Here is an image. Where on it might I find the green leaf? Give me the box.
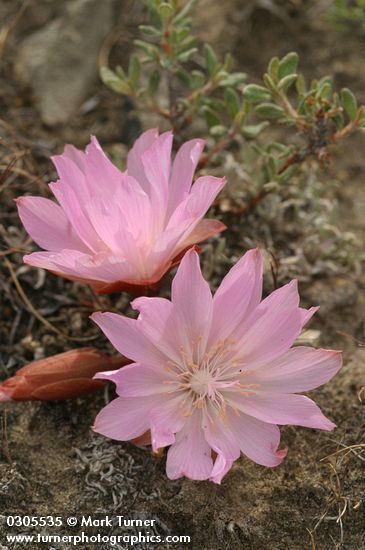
[145,1,163,30]
[115,65,126,79]
[340,88,358,120]
[209,124,227,137]
[128,55,141,86]
[223,52,234,72]
[158,2,173,20]
[178,36,197,51]
[99,67,131,95]
[233,110,245,127]
[202,106,221,128]
[241,121,269,139]
[332,111,345,128]
[160,56,173,69]
[203,44,218,75]
[177,47,198,62]
[176,68,193,87]
[134,39,159,59]
[243,84,272,103]
[147,69,160,96]
[295,74,306,95]
[277,73,297,92]
[268,56,279,82]
[203,97,225,112]
[266,142,291,153]
[255,103,285,119]
[176,27,190,43]
[172,0,198,25]
[316,81,332,100]
[267,154,278,178]
[191,70,206,88]
[263,73,276,92]
[278,52,299,79]
[139,25,162,37]
[218,72,246,87]
[225,88,240,119]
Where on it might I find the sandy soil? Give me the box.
[0,1,364,549]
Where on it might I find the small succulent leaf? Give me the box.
[242,121,270,139]
[147,69,161,96]
[255,103,285,119]
[244,84,272,103]
[340,88,358,120]
[225,88,241,119]
[203,44,218,75]
[278,52,299,79]
[278,74,298,93]
[100,67,131,95]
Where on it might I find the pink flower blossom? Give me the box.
[17,130,226,294]
[91,249,342,483]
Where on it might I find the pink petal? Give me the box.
[150,217,226,275]
[23,251,63,273]
[209,249,263,346]
[83,195,137,260]
[300,306,319,326]
[149,395,186,451]
[142,131,173,195]
[84,136,122,197]
[177,219,227,251]
[252,347,342,393]
[209,454,234,484]
[16,196,89,253]
[203,406,241,461]
[167,138,205,217]
[93,395,160,441]
[113,174,153,241]
[171,249,213,356]
[226,391,336,430]
[24,249,135,284]
[91,312,168,367]
[151,217,198,262]
[49,177,101,253]
[189,175,226,213]
[126,128,159,194]
[93,369,119,381]
[63,144,86,171]
[100,362,172,397]
[166,412,213,481]
[227,410,287,467]
[233,280,303,367]
[52,146,119,251]
[166,175,225,229]
[83,199,122,253]
[131,297,182,364]
[141,132,173,223]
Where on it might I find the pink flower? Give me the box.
[91,249,342,483]
[17,130,226,294]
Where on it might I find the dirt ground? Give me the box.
[0,1,364,549]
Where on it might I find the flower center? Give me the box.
[164,339,259,417]
[189,369,214,397]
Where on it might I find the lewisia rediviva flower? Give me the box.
[17,129,226,293]
[91,249,342,483]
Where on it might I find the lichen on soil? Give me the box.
[0,1,364,549]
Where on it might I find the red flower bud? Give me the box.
[0,348,129,402]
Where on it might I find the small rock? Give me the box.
[14,0,117,126]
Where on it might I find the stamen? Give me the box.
[166,338,257,421]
